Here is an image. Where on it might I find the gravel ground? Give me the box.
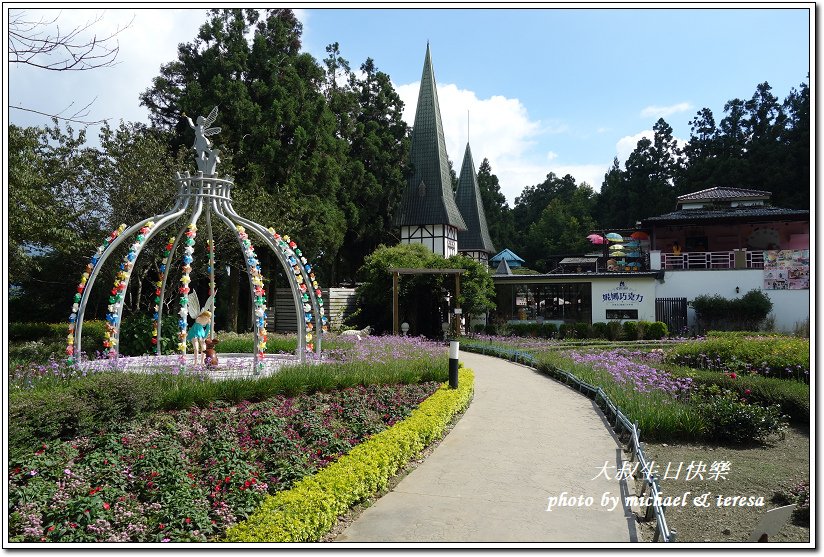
[642,426,810,544]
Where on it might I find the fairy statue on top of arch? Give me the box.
[183,106,222,175]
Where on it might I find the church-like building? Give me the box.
[394,44,494,263]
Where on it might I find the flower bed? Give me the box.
[664,335,809,382]
[8,382,441,542]
[223,368,474,542]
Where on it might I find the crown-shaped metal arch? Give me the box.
[67,108,326,372]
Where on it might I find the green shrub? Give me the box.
[644,321,669,340]
[574,322,590,339]
[591,322,609,339]
[606,321,623,340]
[622,321,638,340]
[691,289,773,331]
[693,385,787,444]
[223,369,475,542]
[118,314,180,356]
[671,368,809,423]
[540,322,558,339]
[484,324,497,335]
[558,323,571,339]
[8,322,57,342]
[8,388,95,452]
[473,324,486,334]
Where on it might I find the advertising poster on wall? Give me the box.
[763,250,809,290]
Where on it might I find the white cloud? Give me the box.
[616,130,654,163]
[546,151,558,161]
[640,102,692,119]
[396,80,556,204]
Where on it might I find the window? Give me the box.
[606,309,638,320]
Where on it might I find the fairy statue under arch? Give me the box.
[186,290,216,365]
[183,106,222,175]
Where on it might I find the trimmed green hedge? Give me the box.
[223,369,475,542]
[9,320,107,349]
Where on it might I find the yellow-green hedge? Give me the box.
[223,368,475,542]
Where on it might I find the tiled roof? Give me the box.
[393,44,467,230]
[643,206,809,224]
[456,143,495,253]
[677,186,772,202]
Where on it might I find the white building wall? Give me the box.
[655,270,809,332]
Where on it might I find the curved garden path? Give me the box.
[335,351,638,543]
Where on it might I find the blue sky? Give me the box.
[7,6,812,204]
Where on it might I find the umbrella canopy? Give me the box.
[606,232,624,242]
[630,231,650,240]
[611,251,626,257]
[624,240,640,248]
[586,234,606,244]
[609,244,625,251]
[626,251,641,258]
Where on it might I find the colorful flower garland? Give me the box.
[268,228,327,352]
[67,224,127,364]
[177,224,197,353]
[152,235,177,350]
[237,226,267,371]
[103,221,156,358]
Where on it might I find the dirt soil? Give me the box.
[641,425,810,543]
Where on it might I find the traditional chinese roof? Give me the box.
[393,44,467,230]
[642,206,809,225]
[677,187,771,203]
[490,248,525,267]
[456,143,495,254]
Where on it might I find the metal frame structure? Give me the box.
[66,109,326,370]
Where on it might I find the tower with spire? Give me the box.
[455,142,495,264]
[393,43,466,258]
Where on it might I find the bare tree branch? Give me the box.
[9,9,134,71]
[11,104,111,126]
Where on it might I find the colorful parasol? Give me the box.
[611,251,626,257]
[630,231,650,240]
[606,232,624,242]
[586,234,606,244]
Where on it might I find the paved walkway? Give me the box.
[335,351,638,543]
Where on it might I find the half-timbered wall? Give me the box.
[401,224,459,258]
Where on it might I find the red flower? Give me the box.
[185,517,191,524]
[48,526,55,532]
[744,389,751,395]
[729,372,737,379]
[159,523,165,530]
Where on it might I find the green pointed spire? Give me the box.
[394,44,467,230]
[456,143,495,254]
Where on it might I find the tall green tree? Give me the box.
[327,54,411,284]
[139,9,348,285]
[778,78,810,208]
[476,158,514,250]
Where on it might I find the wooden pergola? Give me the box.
[389,267,466,336]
